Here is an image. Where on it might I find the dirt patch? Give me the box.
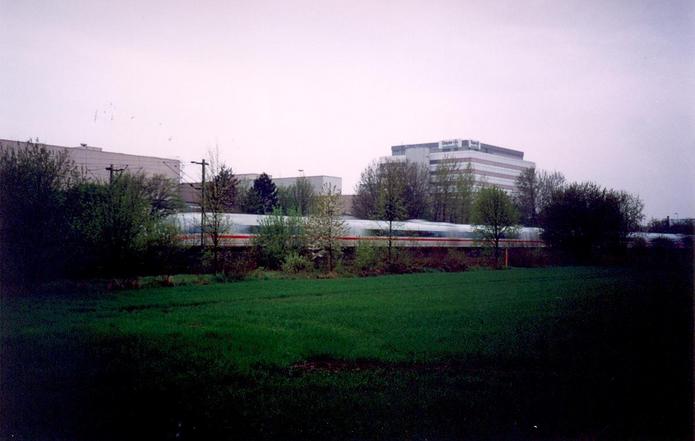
[290,357,466,374]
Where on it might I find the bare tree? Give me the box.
[514,168,565,227]
[513,167,538,226]
[536,170,566,215]
[377,162,407,263]
[354,160,430,220]
[431,157,460,222]
[452,163,476,224]
[352,161,382,219]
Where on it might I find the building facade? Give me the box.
[389,139,535,192]
[234,173,341,194]
[0,139,181,183]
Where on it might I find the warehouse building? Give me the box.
[0,139,181,183]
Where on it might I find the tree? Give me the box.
[65,173,181,277]
[615,190,644,232]
[401,162,431,220]
[377,162,407,263]
[204,161,239,271]
[513,167,538,226]
[539,182,643,260]
[244,173,278,214]
[352,161,383,219]
[306,184,347,272]
[0,142,79,287]
[473,186,518,267]
[431,157,460,223]
[278,177,315,215]
[514,168,565,227]
[254,208,307,269]
[353,161,430,220]
[536,170,566,215]
[451,163,476,224]
[143,174,184,217]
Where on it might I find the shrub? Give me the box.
[651,237,674,249]
[222,250,258,281]
[282,252,314,274]
[352,241,384,275]
[440,249,468,272]
[384,249,416,274]
[254,209,306,269]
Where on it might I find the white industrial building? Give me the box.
[0,139,181,183]
[388,139,535,192]
[236,173,342,194]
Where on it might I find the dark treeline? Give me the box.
[0,143,183,290]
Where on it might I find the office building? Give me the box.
[389,139,535,192]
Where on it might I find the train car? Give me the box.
[170,213,545,248]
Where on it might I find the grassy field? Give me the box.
[1,266,691,440]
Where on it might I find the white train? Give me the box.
[170,212,544,248]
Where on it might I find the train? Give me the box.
[172,212,536,248]
[169,212,690,249]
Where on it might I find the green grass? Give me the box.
[1,266,691,440]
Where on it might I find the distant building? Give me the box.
[214,173,341,194]
[179,174,343,211]
[387,139,535,192]
[0,139,181,183]
[273,175,342,194]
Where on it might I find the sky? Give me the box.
[1,0,693,220]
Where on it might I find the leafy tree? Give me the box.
[66,173,181,277]
[0,142,79,287]
[278,177,315,215]
[204,164,239,270]
[473,186,518,267]
[254,208,307,269]
[306,184,346,272]
[244,173,278,214]
[539,182,642,260]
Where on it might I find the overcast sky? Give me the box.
[1,0,693,219]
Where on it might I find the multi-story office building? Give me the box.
[0,139,181,182]
[389,139,535,192]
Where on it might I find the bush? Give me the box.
[222,250,258,280]
[254,209,306,269]
[281,252,314,274]
[352,241,384,275]
[384,249,416,274]
[440,249,468,272]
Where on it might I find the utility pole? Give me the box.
[191,159,208,247]
[105,164,126,185]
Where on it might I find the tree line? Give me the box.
[351,159,647,263]
[0,143,183,289]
